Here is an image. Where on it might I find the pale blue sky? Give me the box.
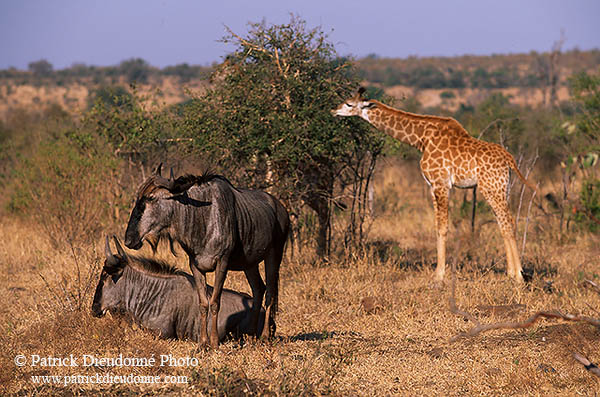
[1,0,599,70]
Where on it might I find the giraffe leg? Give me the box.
[431,186,450,281]
[479,188,524,282]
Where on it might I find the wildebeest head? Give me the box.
[124,164,196,251]
[91,236,128,317]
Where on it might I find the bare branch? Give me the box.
[449,255,600,343]
[477,117,519,140]
[448,260,481,326]
[450,309,600,342]
[520,182,538,257]
[584,279,600,295]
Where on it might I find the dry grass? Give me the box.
[1,163,599,396]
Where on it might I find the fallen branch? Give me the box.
[450,310,600,342]
[573,353,600,378]
[448,260,600,343]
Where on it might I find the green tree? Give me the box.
[118,58,151,84]
[86,85,176,161]
[28,59,53,76]
[568,69,600,231]
[181,16,383,257]
[569,70,600,151]
[471,67,492,88]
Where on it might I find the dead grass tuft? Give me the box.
[1,163,599,395]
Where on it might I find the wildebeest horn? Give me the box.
[112,235,127,258]
[169,167,174,181]
[153,163,163,176]
[154,175,175,190]
[105,236,119,266]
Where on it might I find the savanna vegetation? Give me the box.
[0,16,599,395]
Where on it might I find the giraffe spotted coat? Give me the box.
[333,88,537,282]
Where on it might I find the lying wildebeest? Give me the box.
[92,236,268,342]
[124,165,289,347]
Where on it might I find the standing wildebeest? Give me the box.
[124,165,289,347]
[92,237,268,342]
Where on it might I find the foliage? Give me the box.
[118,58,153,84]
[567,69,600,232]
[85,84,178,160]
[5,107,120,247]
[178,16,384,257]
[162,62,213,82]
[569,69,600,151]
[28,59,53,77]
[87,85,133,110]
[453,93,525,153]
[3,49,599,92]
[575,178,600,232]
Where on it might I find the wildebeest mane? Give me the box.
[171,172,233,191]
[126,254,187,278]
[137,170,233,199]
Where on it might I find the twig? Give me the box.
[573,353,600,378]
[471,186,477,234]
[38,273,71,311]
[477,118,519,141]
[448,260,480,327]
[521,182,538,257]
[515,149,538,231]
[574,202,600,227]
[69,240,82,310]
[584,279,600,295]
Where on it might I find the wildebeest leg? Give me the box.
[209,266,228,348]
[190,265,210,347]
[262,247,282,339]
[243,265,266,338]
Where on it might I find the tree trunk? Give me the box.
[307,194,331,259]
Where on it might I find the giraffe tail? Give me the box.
[507,155,539,196]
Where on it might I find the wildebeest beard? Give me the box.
[146,231,178,257]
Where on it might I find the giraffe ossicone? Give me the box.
[333,87,538,282]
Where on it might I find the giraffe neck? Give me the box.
[364,101,447,152]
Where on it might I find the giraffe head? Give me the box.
[331,87,375,119]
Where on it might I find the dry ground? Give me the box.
[1,161,599,396]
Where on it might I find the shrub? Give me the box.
[7,122,119,247]
[575,178,600,232]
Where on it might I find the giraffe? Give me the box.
[332,87,537,282]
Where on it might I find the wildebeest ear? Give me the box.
[169,176,197,195]
[154,174,195,196]
[104,236,125,274]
